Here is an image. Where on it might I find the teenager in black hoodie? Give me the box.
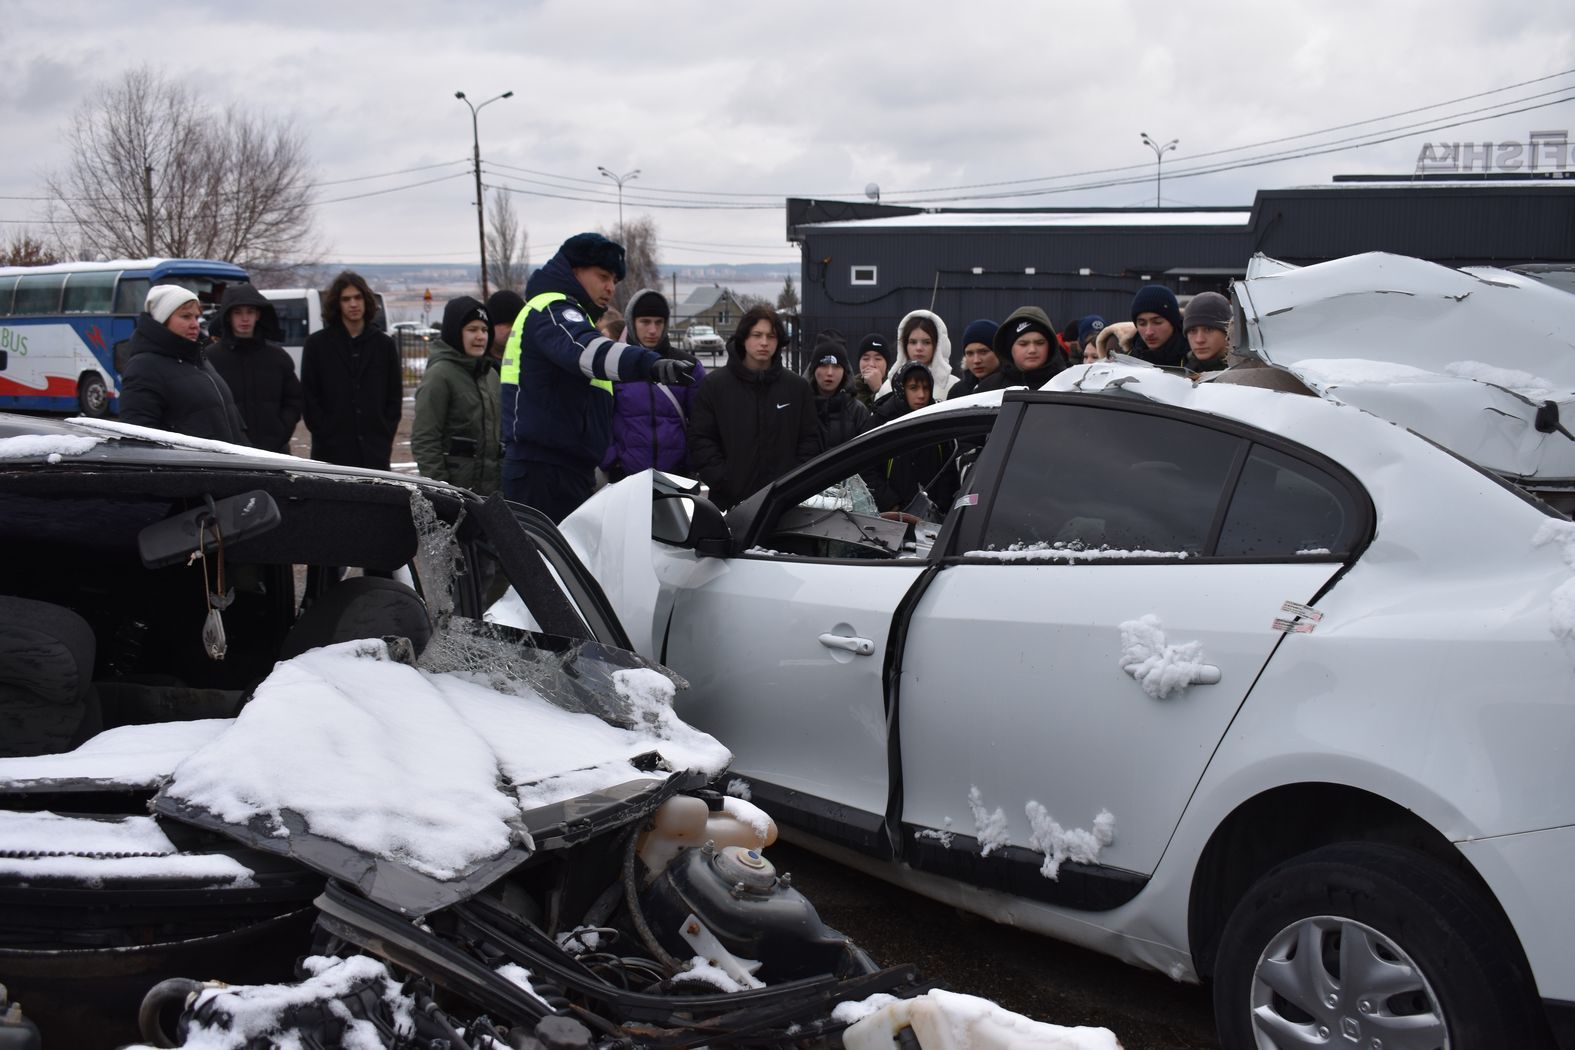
[688,305,820,510]
[206,284,303,453]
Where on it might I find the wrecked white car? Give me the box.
[564,253,1575,1050]
[0,416,1028,1050]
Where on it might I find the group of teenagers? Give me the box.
[109,229,1240,530]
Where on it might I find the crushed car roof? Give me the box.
[1234,251,1575,481]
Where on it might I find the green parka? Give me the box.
[411,336,501,495]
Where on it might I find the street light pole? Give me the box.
[1139,132,1179,208]
[596,166,641,241]
[455,89,513,300]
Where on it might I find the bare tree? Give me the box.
[776,276,799,312]
[1,230,59,267]
[602,215,661,314]
[484,189,529,295]
[46,66,322,281]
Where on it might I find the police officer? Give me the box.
[500,232,694,522]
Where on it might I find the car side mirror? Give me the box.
[138,490,282,569]
[653,492,730,557]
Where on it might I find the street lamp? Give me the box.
[1139,132,1178,208]
[455,89,513,299]
[597,166,641,241]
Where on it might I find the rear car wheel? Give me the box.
[1212,843,1549,1050]
[77,371,109,417]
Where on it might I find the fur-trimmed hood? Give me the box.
[878,309,956,400]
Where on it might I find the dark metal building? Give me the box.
[786,179,1575,347]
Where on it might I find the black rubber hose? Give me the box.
[621,826,684,973]
[138,977,204,1048]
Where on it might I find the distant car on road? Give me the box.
[390,321,437,340]
[682,324,724,354]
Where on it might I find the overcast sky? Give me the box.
[2,0,1571,270]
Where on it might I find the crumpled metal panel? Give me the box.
[1235,252,1575,480]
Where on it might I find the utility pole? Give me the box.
[455,90,513,299]
[142,164,155,256]
[1139,132,1178,208]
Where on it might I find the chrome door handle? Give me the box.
[818,633,875,656]
[1123,663,1221,685]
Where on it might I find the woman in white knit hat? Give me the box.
[118,284,247,443]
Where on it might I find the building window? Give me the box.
[850,265,878,286]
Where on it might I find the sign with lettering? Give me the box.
[1415,129,1573,175]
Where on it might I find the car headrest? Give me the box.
[0,596,96,706]
[0,595,97,758]
[279,576,433,662]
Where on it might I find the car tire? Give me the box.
[77,371,109,417]
[1212,842,1549,1050]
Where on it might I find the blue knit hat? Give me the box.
[559,232,627,280]
[1076,314,1106,346]
[959,319,999,352]
[1131,285,1183,331]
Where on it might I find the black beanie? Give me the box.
[486,289,524,327]
[559,232,627,281]
[1131,284,1184,331]
[627,289,670,321]
[440,295,490,354]
[857,333,895,369]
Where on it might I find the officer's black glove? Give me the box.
[650,358,697,387]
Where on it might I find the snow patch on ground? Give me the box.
[0,433,104,460]
[1445,360,1560,401]
[1118,615,1210,699]
[1024,803,1116,880]
[839,989,1122,1050]
[1533,519,1575,642]
[968,786,1011,857]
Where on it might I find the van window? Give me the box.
[12,274,65,315]
[270,295,311,345]
[62,271,118,314]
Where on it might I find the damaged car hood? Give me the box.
[1234,251,1575,480]
[153,635,730,915]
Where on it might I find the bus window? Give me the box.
[13,274,65,315]
[0,276,16,316]
[62,271,117,314]
[113,277,150,316]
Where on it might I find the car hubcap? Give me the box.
[84,383,106,412]
[1249,915,1447,1050]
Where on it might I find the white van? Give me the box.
[258,288,388,372]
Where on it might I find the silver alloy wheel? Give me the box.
[1249,914,1448,1050]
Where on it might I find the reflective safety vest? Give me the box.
[501,291,613,394]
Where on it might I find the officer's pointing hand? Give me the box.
[650,358,696,387]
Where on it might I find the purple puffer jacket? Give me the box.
[601,289,706,479]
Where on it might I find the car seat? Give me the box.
[278,576,433,662]
[0,596,102,758]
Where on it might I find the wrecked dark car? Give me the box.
[0,415,956,1050]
